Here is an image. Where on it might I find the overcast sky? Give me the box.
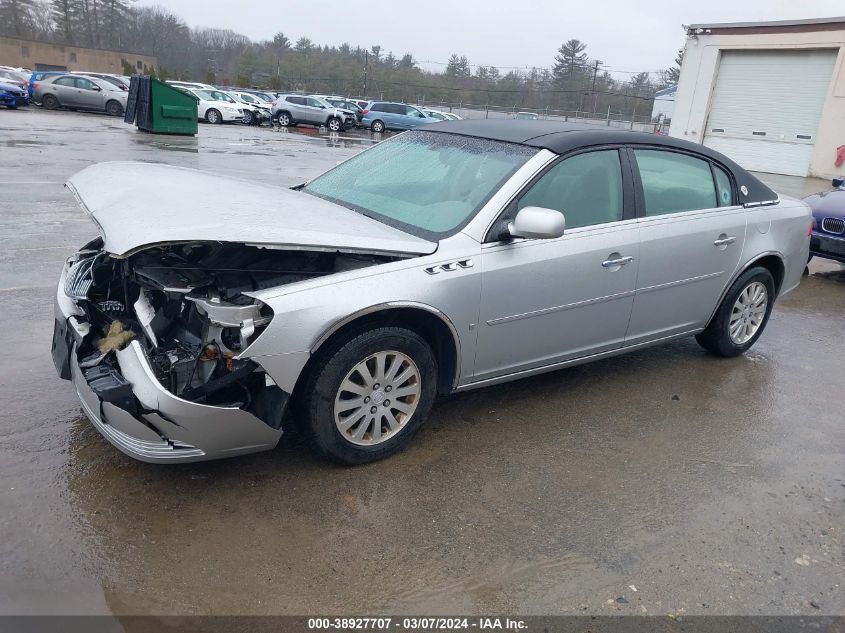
[139,0,844,77]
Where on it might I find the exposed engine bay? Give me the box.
[64,238,397,427]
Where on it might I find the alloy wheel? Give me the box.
[729,281,768,345]
[333,350,421,446]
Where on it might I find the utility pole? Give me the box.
[362,50,369,97]
[590,59,601,117]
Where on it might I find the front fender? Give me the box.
[242,234,483,392]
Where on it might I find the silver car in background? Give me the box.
[35,74,128,116]
[271,94,356,131]
[52,121,811,465]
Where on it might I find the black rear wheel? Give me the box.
[371,119,385,133]
[276,111,291,127]
[696,266,776,357]
[42,94,59,110]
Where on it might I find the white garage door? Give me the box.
[703,49,837,177]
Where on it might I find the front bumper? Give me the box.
[810,232,845,264]
[53,262,285,463]
[0,92,26,107]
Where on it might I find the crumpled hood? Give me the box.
[66,162,437,257]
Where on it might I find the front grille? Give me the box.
[822,217,845,234]
[64,255,97,300]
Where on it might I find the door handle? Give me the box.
[713,236,736,246]
[602,255,634,268]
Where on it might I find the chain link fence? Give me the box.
[416,101,669,134]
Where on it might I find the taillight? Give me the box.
[809,220,815,236]
[362,109,369,115]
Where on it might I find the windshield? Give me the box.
[303,130,537,239]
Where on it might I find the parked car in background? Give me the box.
[35,74,127,116]
[514,111,539,120]
[237,89,275,103]
[28,71,64,102]
[180,88,243,124]
[166,80,216,91]
[313,95,365,125]
[349,98,371,109]
[361,101,436,132]
[229,91,271,125]
[0,82,28,108]
[271,94,356,131]
[52,121,811,465]
[419,107,462,121]
[71,72,130,91]
[805,177,845,264]
[0,68,29,91]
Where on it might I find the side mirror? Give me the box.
[833,177,844,188]
[508,206,565,240]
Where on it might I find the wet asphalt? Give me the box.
[0,109,843,617]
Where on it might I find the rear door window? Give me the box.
[54,77,75,87]
[633,149,717,216]
[713,165,734,207]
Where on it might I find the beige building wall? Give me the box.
[0,36,157,75]
[669,21,845,179]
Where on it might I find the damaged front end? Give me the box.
[53,238,394,462]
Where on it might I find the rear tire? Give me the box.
[276,111,292,127]
[696,266,776,357]
[205,108,221,124]
[371,119,385,133]
[42,94,59,110]
[105,100,123,116]
[297,326,438,465]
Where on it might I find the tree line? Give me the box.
[0,0,683,118]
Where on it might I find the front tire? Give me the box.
[696,266,776,357]
[105,100,123,116]
[298,327,438,465]
[205,108,221,124]
[371,119,385,133]
[327,116,343,132]
[242,110,253,125]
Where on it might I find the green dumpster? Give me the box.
[125,76,198,136]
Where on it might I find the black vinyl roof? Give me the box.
[426,120,778,204]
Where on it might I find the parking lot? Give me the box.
[1,109,844,617]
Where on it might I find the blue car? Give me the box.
[28,71,64,102]
[804,177,845,264]
[361,101,436,132]
[0,82,27,109]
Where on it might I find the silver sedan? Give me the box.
[52,121,812,464]
[35,74,127,116]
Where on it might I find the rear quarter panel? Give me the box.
[743,197,812,297]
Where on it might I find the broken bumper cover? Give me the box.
[53,269,285,464]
